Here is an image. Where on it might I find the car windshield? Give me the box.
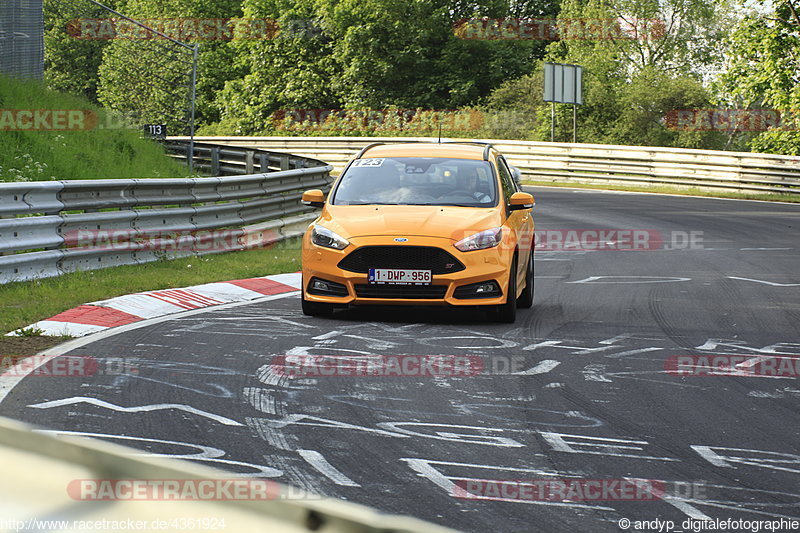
[331,157,497,207]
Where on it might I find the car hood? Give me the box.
[319,205,502,240]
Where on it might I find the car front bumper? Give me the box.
[301,234,513,307]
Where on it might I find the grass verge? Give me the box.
[0,337,73,360]
[0,239,303,353]
[0,75,186,181]
[522,180,800,203]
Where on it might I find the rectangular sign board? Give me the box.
[143,124,167,140]
[544,63,583,105]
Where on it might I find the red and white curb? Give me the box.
[8,272,302,338]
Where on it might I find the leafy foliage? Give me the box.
[41,0,800,154]
[512,0,730,147]
[210,0,556,134]
[715,2,800,154]
[95,0,244,133]
[43,0,124,100]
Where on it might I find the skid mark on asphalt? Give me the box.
[748,387,800,399]
[112,375,235,398]
[298,449,361,487]
[582,367,707,389]
[247,417,300,451]
[256,363,313,389]
[582,364,612,382]
[243,387,286,416]
[263,453,326,493]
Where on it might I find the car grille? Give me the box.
[354,284,448,299]
[338,246,465,275]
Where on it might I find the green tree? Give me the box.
[521,0,731,147]
[315,0,548,108]
[96,0,244,132]
[209,0,341,135]
[609,66,723,148]
[210,0,558,134]
[715,2,800,154]
[43,0,126,100]
[474,67,544,139]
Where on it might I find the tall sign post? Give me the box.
[543,62,583,142]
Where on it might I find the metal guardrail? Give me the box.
[0,142,332,284]
[173,136,800,196]
[164,141,325,175]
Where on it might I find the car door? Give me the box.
[497,156,533,292]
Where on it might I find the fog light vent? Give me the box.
[453,280,502,299]
[307,277,348,297]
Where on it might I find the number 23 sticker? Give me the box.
[352,158,384,167]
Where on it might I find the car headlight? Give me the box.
[311,225,349,250]
[454,227,503,252]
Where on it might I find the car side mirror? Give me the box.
[302,189,326,208]
[509,192,534,211]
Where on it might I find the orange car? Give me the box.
[300,142,535,322]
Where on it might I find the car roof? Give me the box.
[358,142,493,161]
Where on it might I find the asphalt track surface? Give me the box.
[2,187,800,532]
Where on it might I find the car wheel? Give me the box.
[492,256,517,323]
[516,252,534,309]
[301,291,334,317]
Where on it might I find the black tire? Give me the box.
[301,292,334,317]
[492,256,517,323]
[516,251,534,309]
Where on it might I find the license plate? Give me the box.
[368,268,432,285]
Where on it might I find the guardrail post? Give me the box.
[245,150,255,174]
[211,146,221,176]
[185,143,193,170]
[259,154,269,173]
[280,155,290,171]
[0,215,9,256]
